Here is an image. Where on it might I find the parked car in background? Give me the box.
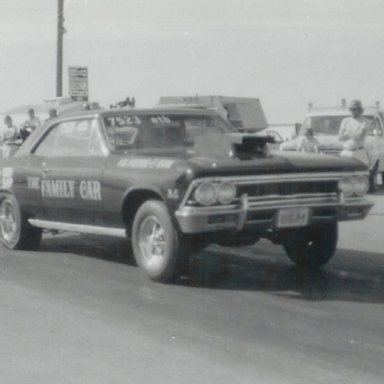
[280,103,384,191]
[0,106,372,282]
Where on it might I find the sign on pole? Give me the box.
[68,66,88,101]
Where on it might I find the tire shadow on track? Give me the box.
[37,234,384,304]
[179,245,384,304]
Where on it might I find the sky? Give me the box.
[1,0,384,123]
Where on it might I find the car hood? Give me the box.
[187,150,366,178]
[112,133,367,179]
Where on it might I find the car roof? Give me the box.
[306,107,382,117]
[60,107,220,120]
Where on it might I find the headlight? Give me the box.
[338,176,354,197]
[217,182,236,205]
[353,175,369,196]
[194,182,217,206]
[339,175,369,197]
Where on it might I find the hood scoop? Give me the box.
[193,133,274,160]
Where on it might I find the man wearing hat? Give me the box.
[338,100,371,167]
[338,99,370,152]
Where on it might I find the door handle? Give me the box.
[42,168,52,176]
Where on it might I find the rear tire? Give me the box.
[0,194,42,250]
[282,223,338,268]
[132,200,187,282]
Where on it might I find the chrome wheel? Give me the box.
[138,215,167,272]
[0,198,19,246]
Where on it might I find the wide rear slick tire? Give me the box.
[282,222,338,268]
[132,200,187,283]
[0,194,42,250]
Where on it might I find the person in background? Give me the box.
[20,108,41,140]
[297,126,319,153]
[338,99,370,165]
[1,115,21,158]
[46,108,58,121]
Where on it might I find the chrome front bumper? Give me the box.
[174,193,373,234]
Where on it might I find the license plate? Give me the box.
[277,208,309,228]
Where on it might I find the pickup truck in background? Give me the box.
[280,102,384,192]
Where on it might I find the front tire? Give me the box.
[281,223,338,268]
[369,163,379,193]
[132,200,185,282]
[0,194,42,250]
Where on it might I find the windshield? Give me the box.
[103,113,233,151]
[301,115,376,136]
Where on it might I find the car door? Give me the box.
[32,117,108,225]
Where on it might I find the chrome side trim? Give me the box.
[28,219,126,238]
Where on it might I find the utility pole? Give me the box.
[56,0,64,97]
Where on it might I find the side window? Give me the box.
[89,120,107,156]
[33,123,64,157]
[33,119,104,157]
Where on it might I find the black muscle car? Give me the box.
[0,107,373,282]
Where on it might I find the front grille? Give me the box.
[180,172,351,210]
[237,180,337,198]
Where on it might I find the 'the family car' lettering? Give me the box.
[38,179,102,201]
[27,177,40,190]
[79,180,101,201]
[42,179,75,199]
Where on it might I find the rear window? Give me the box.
[103,114,233,151]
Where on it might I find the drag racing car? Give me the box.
[0,107,373,282]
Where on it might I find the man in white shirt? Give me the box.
[338,99,370,165]
[20,108,41,140]
[1,115,21,158]
[339,100,370,150]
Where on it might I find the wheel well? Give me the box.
[121,190,163,237]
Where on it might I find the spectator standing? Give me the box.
[46,108,58,121]
[338,99,370,165]
[20,108,41,140]
[1,115,21,158]
[297,126,319,153]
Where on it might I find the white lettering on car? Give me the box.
[39,179,102,201]
[105,115,142,126]
[117,158,175,170]
[167,188,179,199]
[0,167,14,189]
[79,180,102,201]
[41,179,75,199]
[27,177,40,190]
